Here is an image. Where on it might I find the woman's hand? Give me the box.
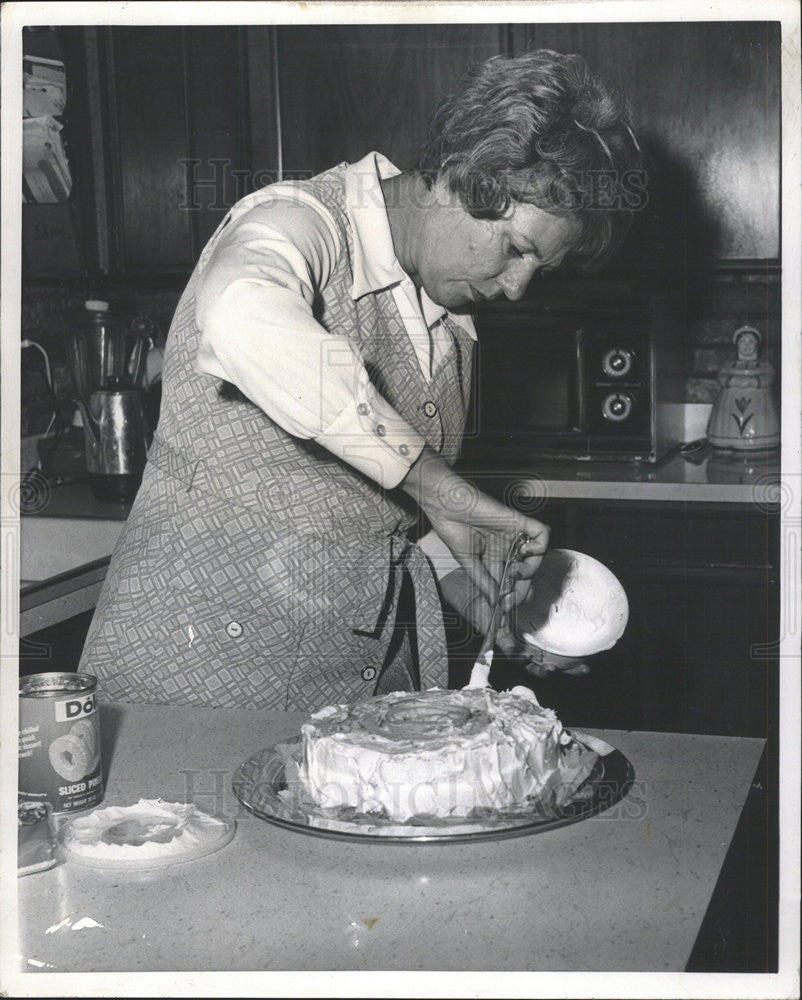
[402,446,548,607]
[402,448,589,677]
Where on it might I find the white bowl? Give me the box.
[514,549,629,658]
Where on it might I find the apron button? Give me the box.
[422,400,438,418]
[225,621,243,638]
[357,402,370,415]
[361,665,377,681]
[398,443,410,456]
[375,424,387,437]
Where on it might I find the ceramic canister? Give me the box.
[707,326,780,451]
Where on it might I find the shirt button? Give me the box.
[357,402,370,415]
[225,621,243,639]
[398,444,409,456]
[422,400,438,418]
[361,665,377,681]
[375,424,386,437]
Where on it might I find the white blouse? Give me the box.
[193,151,475,494]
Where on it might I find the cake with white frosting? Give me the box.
[297,688,597,823]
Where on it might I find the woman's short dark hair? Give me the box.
[419,49,645,271]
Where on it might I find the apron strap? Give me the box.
[376,535,448,691]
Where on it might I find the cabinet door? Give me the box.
[104,26,249,275]
[22,27,99,276]
[271,24,506,176]
[511,21,780,264]
[571,502,780,737]
[480,495,780,737]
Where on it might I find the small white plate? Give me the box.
[59,799,236,869]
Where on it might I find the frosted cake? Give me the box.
[296,687,598,823]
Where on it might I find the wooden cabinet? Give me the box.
[28,22,777,278]
[91,24,511,274]
[100,26,251,275]
[21,27,100,277]
[566,501,779,738]
[266,24,507,176]
[48,24,505,277]
[452,495,780,739]
[22,20,783,280]
[510,21,780,267]
[21,26,251,278]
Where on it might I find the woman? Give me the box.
[80,49,642,710]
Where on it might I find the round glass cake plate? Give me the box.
[231,733,635,844]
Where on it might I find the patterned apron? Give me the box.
[79,164,474,711]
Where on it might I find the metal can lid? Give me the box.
[20,672,97,698]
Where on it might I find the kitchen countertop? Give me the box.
[22,444,782,530]
[19,484,130,587]
[21,481,133,521]
[458,444,782,504]
[18,447,781,635]
[14,701,766,979]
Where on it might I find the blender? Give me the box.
[65,300,152,502]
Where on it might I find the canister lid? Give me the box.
[84,299,109,312]
[20,671,97,697]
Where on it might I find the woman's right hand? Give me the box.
[401,445,549,607]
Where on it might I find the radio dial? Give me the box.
[602,348,634,378]
[602,391,634,423]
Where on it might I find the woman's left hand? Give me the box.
[439,567,591,677]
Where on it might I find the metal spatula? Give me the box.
[466,531,530,689]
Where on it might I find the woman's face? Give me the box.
[410,184,581,310]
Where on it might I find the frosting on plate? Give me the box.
[60,799,235,868]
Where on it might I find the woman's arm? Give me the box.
[401,445,548,606]
[408,453,589,677]
[194,197,427,490]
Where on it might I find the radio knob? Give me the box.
[602,348,634,378]
[602,391,634,423]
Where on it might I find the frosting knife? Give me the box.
[466,531,530,689]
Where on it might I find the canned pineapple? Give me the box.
[19,672,105,813]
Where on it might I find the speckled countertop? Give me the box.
[15,702,764,978]
[458,445,782,505]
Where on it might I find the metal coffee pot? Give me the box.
[82,378,151,502]
[66,300,153,501]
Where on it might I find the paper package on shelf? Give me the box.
[23,54,67,118]
[22,115,73,203]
